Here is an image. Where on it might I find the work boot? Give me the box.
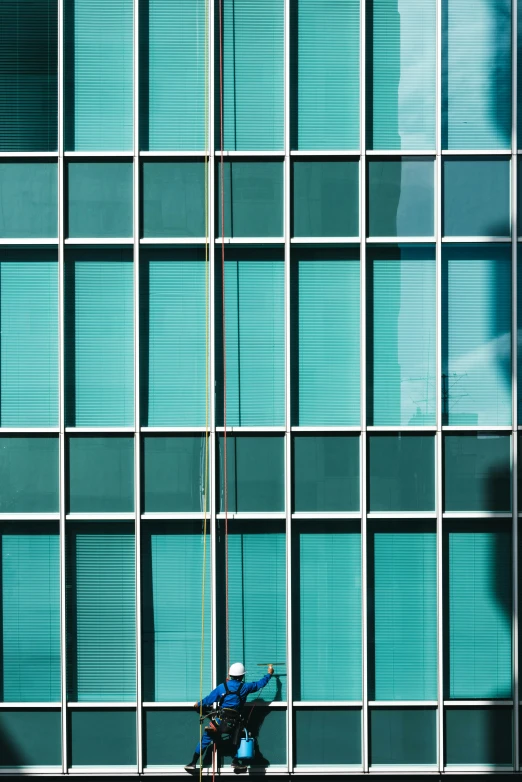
[184,753,200,771]
[231,757,243,769]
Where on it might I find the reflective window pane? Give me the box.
[368,159,434,237]
[443,158,510,237]
[292,160,358,237]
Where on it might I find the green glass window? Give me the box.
[367,246,436,426]
[0,251,58,427]
[293,435,360,512]
[0,437,58,513]
[69,709,136,766]
[445,521,512,699]
[368,159,434,237]
[1,525,60,702]
[0,163,57,239]
[0,711,61,767]
[65,251,134,427]
[442,0,511,149]
[444,434,510,512]
[64,0,133,151]
[140,0,206,151]
[0,0,57,151]
[68,436,134,513]
[369,522,437,700]
[290,0,359,150]
[144,709,202,767]
[216,250,284,426]
[297,522,361,700]
[370,709,437,766]
[443,158,510,237]
[142,161,205,238]
[217,0,283,151]
[142,524,210,701]
[295,709,361,766]
[67,162,133,238]
[142,437,206,513]
[291,249,360,426]
[367,0,435,150]
[519,252,522,422]
[216,161,283,238]
[226,523,286,700]
[67,524,136,702]
[368,435,435,512]
[442,245,511,426]
[445,708,512,766]
[218,436,284,513]
[292,160,359,237]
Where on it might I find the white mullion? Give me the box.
[512,0,519,766]
[360,0,367,770]
[209,0,217,695]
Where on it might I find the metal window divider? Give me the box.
[512,0,519,765]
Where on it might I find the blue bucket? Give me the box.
[237,729,254,760]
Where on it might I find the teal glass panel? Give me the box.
[217,708,287,767]
[444,434,511,512]
[293,435,360,512]
[297,522,361,700]
[445,521,512,699]
[218,436,284,513]
[295,709,361,766]
[2,525,60,702]
[140,0,205,151]
[368,159,434,237]
[292,160,359,237]
[291,248,360,426]
[226,523,287,701]
[0,163,57,238]
[216,250,284,426]
[368,435,435,512]
[442,245,511,426]
[369,521,437,700]
[144,709,201,767]
[217,0,284,151]
[443,158,510,237]
[64,0,133,151]
[0,251,58,427]
[0,437,58,513]
[65,251,134,427]
[67,163,133,238]
[142,437,207,513]
[290,0,359,150]
[445,708,512,765]
[142,161,205,238]
[140,250,206,427]
[67,525,136,702]
[368,246,436,426]
[0,711,61,767]
[216,161,283,237]
[0,0,57,151]
[69,709,136,766]
[142,524,210,702]
[370,709,437,765]
[367,0,435,150]
[68,436,134,513]
[442,0,511,149]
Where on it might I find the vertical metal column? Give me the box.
[512,0,519,767]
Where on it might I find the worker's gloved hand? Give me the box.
[268,664,274,675]
[193,702,200,711]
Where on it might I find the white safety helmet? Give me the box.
[228,662,246,678]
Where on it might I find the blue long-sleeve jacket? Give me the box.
[198,674,272,711]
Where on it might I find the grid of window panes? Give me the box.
[0,0,519,774]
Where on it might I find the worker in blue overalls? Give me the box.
[185,662,274,772]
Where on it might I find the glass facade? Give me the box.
[0,0,519,775]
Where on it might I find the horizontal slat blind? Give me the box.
[218,0,284,150]
[67,525,136,701]
[299,524,361,700]
[442,0,511,149]
[66,255,134,427]
[2,527,60,701]
[370,525,437,700]
[368,249,436,426]
[293,252,360,425]
[291,0,359,150]
[144,0,205,150]
[228,526,286,701]
[142,525,210,701]
[443,246,511,426]
[448,524,512,698]
[0,254,58,427]
[141,255,206,426]
[0,0,57,151]
[65,0,133,150]
[367,0,435,150]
